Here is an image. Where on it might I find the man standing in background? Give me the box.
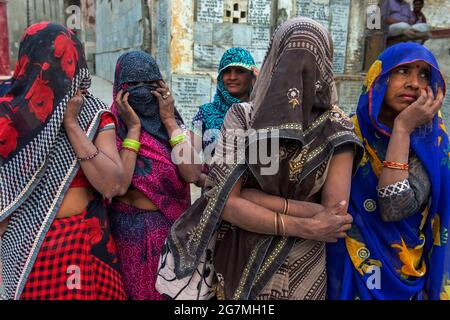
[381,0,431,46]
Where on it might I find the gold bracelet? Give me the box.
[282,198,288,215]
[274,212,278,236]
[282,198,291,216]
[279,213,286,237]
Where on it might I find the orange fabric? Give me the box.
[69,112,115,189]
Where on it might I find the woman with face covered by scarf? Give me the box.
[109,51,202,300]
[327,43,450,300]
[158,18,363,300]
[0,22,126,300]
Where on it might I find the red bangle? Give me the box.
[383,161,409,170]
[122,147,139,154]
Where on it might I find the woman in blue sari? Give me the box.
[327,42,450,300]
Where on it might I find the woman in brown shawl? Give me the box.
[159,17,363,300]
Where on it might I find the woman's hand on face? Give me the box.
[395,86,444,134]
[151,80,176,125]
[251,66,259,86]
[63,90,84,128]
[116,90,141,132]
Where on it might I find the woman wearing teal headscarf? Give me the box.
[192,47,257,152]
[327,42,450,300]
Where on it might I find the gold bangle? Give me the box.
[286,199,290,216]
[274,212,278,236]
[282,198,288,215]
[279,213,286,237]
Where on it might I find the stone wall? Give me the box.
[163,0,450,124]
[7,0,97,71]
[165,0,365,124]
[421,0,450,122]
[95,0,150,81]
[80,0,96,71]
[7,0,66,66]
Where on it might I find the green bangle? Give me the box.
[123,138,141,150]
[169,133,186,147]
[122,143,141,152]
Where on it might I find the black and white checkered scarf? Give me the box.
[0,23,108,299]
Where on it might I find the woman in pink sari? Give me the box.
[110,51,202,300]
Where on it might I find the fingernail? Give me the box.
[339,200,346,206]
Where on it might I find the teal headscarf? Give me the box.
[192,47,256,149]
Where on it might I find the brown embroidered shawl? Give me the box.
[166,17,363,300]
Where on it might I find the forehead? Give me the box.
[223,66,250,72]
[395,60,431,70]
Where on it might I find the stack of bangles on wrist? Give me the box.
[383,161,409,170]
[169,133,187,148]
[122,138,141,154]
[274,198,290,236]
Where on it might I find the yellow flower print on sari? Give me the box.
[441,277,450,300]
[345,236,382,276]
[432,214,449,245]
[391,235,426,278]
[363,60,382,92]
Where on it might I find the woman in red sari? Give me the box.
[0,23,127,300]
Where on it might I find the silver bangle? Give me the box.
[377,179,411,198]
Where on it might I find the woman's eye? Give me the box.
[396,68,408,75]
[420,71,430,79]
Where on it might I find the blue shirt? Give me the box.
[381,0,414,27]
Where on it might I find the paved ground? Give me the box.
[90,75,114,106]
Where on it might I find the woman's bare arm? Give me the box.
[222,178,352,242]
[65,123,124,200]
[64,92,124,200]
[321,151,354,212]
[241,188,323,218]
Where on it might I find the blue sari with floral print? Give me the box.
[327,42,450,300]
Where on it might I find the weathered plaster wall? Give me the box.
[95,0,147,81]
[81,0,96,71]
[96,0,450,122]
[422,0,450,121]
[7,0,66,66]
